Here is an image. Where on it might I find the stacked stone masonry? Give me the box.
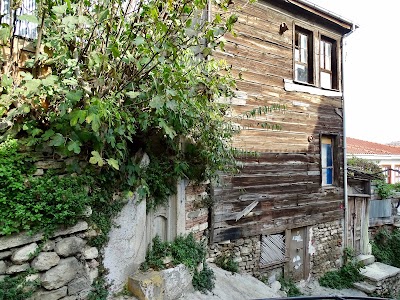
[310,220,343,278]
[208,237,261,276]
[370,272,400,297]
[185,183,209,239]
[0,221,99,300]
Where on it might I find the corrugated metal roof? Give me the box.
[347,137,400,155]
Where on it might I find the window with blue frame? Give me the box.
[321,136,334,185]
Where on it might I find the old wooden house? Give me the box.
[209,0,357,281]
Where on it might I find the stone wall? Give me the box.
[185,182,209,239]
[309,220,343,278]
[208,237,261,276]
[0,221,99,300]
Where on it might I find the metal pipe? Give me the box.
[342,23,357,249]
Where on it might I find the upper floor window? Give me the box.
[320,36,338,90]
[0,0,37,39]
[294,27,313,84]
[293,26,340,91]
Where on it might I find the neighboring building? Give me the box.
[0,0,37,39]
[347,137,400,184]
[210,0,356,281]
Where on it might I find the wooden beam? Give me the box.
[235,201,259,221]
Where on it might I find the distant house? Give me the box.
[210,0,356,281]
[347,137,400,184]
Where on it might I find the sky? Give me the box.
[307,1,400,144]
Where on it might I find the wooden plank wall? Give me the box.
[211,0,345,242]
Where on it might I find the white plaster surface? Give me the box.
[103,194,147,293]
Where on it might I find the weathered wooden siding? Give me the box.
[211,0,345,242]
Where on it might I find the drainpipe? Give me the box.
[342,24,357,249]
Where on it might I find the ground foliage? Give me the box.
[319,248,363,289]
[278,277,302,297]
[215,254,238,274]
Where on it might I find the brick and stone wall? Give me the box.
[185,182,209,239]
[0,221,99,299]
[208,236,261,276]
[309,220,343,278]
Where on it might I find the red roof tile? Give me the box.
[346,137,400,155]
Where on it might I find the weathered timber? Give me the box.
[210,0,347,243]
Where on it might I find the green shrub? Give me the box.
[215,255,239,274]
[141,234,215,293]
[375,180,395,199]
[279,277,302,297]
[319,248,363,289]
[192,264,216,293]
[372,228,400,268]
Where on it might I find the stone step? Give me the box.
[356,254,375,266]
[360,262,400,283]
[353,281,377,294]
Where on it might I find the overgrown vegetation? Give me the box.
[192,264,216,293]
[374,180,400,199]
[347,157,385,180]
[215,254,239,274]
[0,0,252,212]
[87,277,110,300]
[319,248,363,289]
[372,228,400,268]
[141,234,214,293]
[0,273,39,300]
[278,277,302,297]
[0,140,90,235]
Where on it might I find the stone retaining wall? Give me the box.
[0,221,98,300]
[309,220,343,278]
[208,236,261,276]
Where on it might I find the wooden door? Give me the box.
[288,227,308,280]
[347,196,368,255]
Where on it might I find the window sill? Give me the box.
[321,185,339,191]
[284,79,343,97]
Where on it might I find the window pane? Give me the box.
[295,64,308,82]
[326,168,333,185]
[320,71,332,89]
[295,49,300,61]
[326,144,333,167]
[320,41,324,68]
[301,48,307,63]
[301,34,308,49]
[325,43,331,71]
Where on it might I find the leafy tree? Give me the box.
[0,0,255,207]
